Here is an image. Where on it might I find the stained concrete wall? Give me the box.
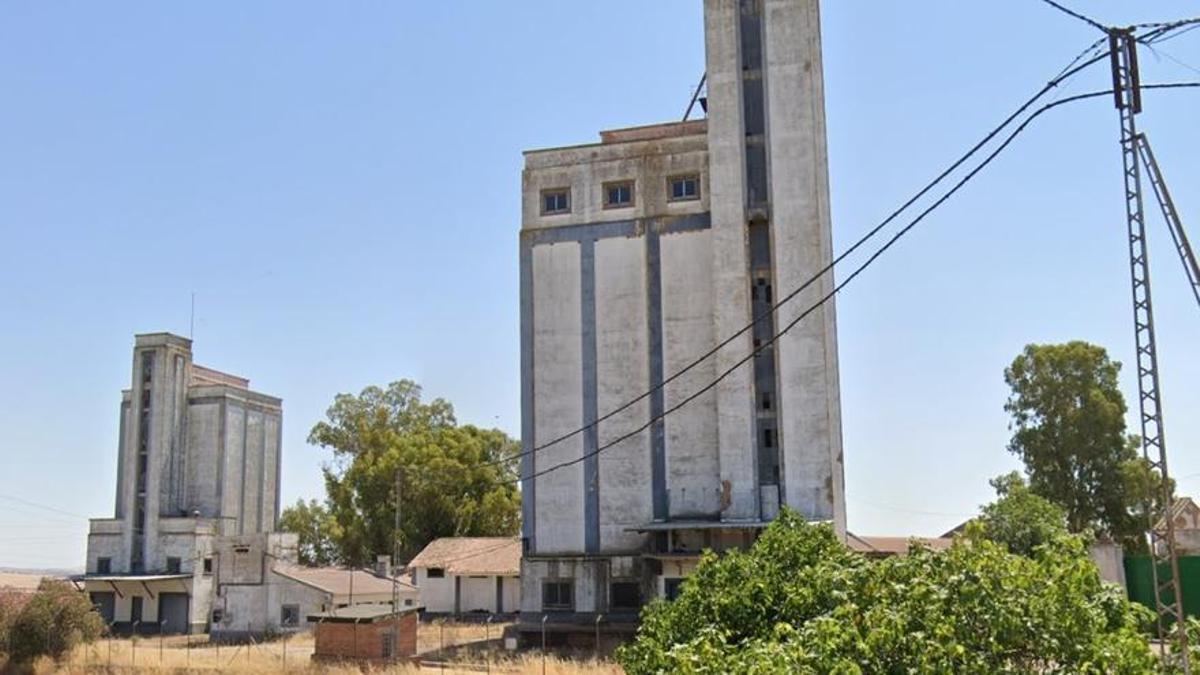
[761,0,845,534]
[704,0,761,522]
[595,236,652,552]
[531,242,585,555]
[660,229,721,518]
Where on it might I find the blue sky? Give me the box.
[1,2,1198,570]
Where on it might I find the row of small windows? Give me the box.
[96,555,211,575]
[541,175,701,215]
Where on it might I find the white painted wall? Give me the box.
[414,568,456,613]
[532,243,585,554]
[595,236,653,551]
[661,229,721,518]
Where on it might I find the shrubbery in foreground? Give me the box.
[618,510,1159,674]
[1,579,104,664]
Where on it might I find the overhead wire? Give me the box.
[482,44,1112,472]
[1036,0,1108,32]
[506,80,1200,488]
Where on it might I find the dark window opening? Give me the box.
[233,545,250,554]
[281,604,300,626]
[203,557,213,574]
[166,557,181,574]
[669,175,700,201]
[426,567,445,579]
[542,580,574,611]
[134,506,146,534]
[763,428,775,448]
[604,181,634,208]
[761,393,772,411]
[96,557,111,575]
[663,578,685,601]
[542,189,570,215]
[212,608,224,624]
[610,582,642,610]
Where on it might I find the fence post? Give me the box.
[595,613,604,660]
[485,614,494,675]
[541,614,549,675]
[439,621,445,674]
[131,620,140,668]
[160,620,166,663]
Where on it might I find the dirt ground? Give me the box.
[37,620,623,674]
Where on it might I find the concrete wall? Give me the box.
[531,242,585,554]
[761,0,845,534]
[660,229,721,518]
[595,236,652,551]
[414,568,456,613]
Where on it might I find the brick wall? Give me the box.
[313,612,417,661]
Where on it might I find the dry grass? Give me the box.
[17,621,624,674]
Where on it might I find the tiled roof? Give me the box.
[407,537,521,576]
[847,533,953,557]
[273,564,415,596]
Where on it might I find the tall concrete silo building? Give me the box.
[518,0,844,639]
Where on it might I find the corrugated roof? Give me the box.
[407,537,520,576]
[847,533,953,557]
[273,564,416,596]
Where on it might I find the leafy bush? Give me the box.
[3,580,104,663]
[970,471,1072,557]
[618,510,1157,674]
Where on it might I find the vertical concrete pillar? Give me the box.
[705,0,760,521]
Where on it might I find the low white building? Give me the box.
[408,537,520,615]
[209,534,418,641]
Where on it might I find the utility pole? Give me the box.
[392,467,403,664]
[1108,27,1189,671]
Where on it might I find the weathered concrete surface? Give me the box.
[518,0,846,621]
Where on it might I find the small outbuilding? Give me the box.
[408,537,520,615]
[308,605,419,664]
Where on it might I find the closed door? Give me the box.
[158,593,190,634]
[130,596,143,625]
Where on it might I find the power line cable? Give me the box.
[1036,0,1108,32]
[505,81,1200,488]
[0,493,90,520]
[483,44,1111,472]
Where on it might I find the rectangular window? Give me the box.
[610,581,642,610]
[542,580,574,611]
[663,578,684,601]
[96,557,111,575]
[541,188,570,215]
[603,181,634,208]
[280,604,300,626]
[166,557,181,574]
[426,567,445,579]
[669,175,700,201]
[762,428,775,448]
[203,558,213,574]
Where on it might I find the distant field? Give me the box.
[0,572,52,592]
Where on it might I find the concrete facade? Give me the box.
[519,0,844,632]
[83,333,284,634]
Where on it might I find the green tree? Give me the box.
[1004,341,1162,547]
[309,380,520,565]
[618,510,1156,674]
[970,471,1071,557]
[279,498,341,566]
[4,580,104,663]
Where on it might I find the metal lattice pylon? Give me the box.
[1110,28,1190,670]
